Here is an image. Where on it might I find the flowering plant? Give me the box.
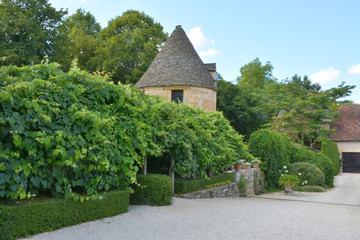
[278,174,299,187]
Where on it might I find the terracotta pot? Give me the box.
[284,185,292,193]
[253,163,259,168]
[234,164,242,171]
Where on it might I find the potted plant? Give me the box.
[278,174,299,193]
[251,158,261,168]
[244,162,252,170]
[234,160,242,172]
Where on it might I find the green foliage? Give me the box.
[0,190,129,240]
[0,63,157,199]
[0,63,244,200]
[290,162,325,186]
[262,79,355,146]
[278,174,299,187]
[216,79,266,137]
[237,175,248,196]
[291,146,334,187]
[130,174,172,206]
[237,57,275,89]
[248,130,292,188]
[53,8,101,72]
[0,0,67,66]
[174,173,235,194]
[94,10,167,84]
[320,137,340,175]
[293,185,326,192]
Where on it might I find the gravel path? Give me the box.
[23,173,360,240]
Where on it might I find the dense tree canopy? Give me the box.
[261,79,355,146]
[93,10,167,84]
[218,58,356,146]
[217,79,266,137]
[53,9,101,71]
[237,57,275,89]
[0,0,67,66]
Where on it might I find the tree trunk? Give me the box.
[169,157,174,194]
[142,156,147,175]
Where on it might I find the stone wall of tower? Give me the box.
[142,86,216,112]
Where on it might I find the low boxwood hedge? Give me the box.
[130,174,172,206]
[0,190,130,240]
[294,185,326,192]
[174,173,235,194]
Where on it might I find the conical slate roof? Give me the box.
[135,25,217,90]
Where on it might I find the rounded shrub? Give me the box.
[291,146,334,187]
[130,174,172,206]
[249,130,292,188]
[290,162,325,186]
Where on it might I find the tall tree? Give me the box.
[263,80,356,146]
[283,74,321,91]
[53,9,101,71]
[93,10,167,84]
[0,0,67,66]
[237,58,275,89]
[217,78,266,137]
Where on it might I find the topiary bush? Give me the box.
[248,130,292,188]
[320,137,340,175]
[290,162,325,186]
[291,146,334,187]
[130,174,172,206]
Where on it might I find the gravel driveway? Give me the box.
[23,173,360,240]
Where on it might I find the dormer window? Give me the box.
[171,90,183,103]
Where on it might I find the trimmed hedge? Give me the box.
[249,130,292,188]
[294,185,326,192]
[321,138,340,175]
[130,174,172,206]
[0,190,130,240]
[291,146,334,187]
[290,162,325,186]
[174,173,235,194]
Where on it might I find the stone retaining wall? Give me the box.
[177,169,264,199]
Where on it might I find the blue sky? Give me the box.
[49,0,360,103]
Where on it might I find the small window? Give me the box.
[171,90,183,103]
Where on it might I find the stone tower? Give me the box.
[135,25,217,111]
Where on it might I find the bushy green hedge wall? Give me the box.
[174,173,235,194]
[291,146,334,187]
[320,138,340,175]
[130,174,172,206]
[248,130,292,188]
[290,162,325,186]
[0,63,245,200]
[0,190,129,240]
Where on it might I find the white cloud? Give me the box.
[187,26,214,49]
[348,64,360,75]
[355,98,360,104]
[199,49,221,57]
[310,67,341,85]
